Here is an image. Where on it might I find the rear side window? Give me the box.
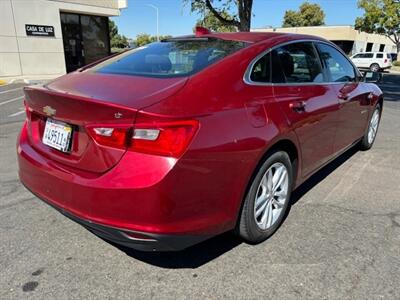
[377,53,383,58]
[364,53,374,58]
[272,42,324,84]
[317,43,356,83]
[387,53,391,59]
[249,52,271,83]
[94,39,247,78]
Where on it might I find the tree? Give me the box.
[282,2,325,27]
[355,0,400,54]
[109,19,129,48]
[195,9,237,32]
[186,0,253,31]
[134,34,173,47]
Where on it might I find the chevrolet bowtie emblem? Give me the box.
[43,106,56,117]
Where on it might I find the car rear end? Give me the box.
[377,52,392,70]
[17,37,248,251]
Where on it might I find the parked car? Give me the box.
[390,53,398,62]
[350,52,392,72]
[18,29,383,251]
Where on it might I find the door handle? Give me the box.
[338,93,349,101]
[289,101,306,112]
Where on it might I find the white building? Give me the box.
[0,0,127,81]
[252,25,397,56]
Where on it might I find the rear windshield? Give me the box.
[94,39,247,78]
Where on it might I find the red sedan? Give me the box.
[17,30,383,251]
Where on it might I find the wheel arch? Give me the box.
[234,137,301,230]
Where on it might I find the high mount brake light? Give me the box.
[86,119,199,157]
[195,26,211,36]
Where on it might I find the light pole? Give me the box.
[146,4,159,42]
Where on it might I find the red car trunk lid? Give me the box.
[23,72,188,173]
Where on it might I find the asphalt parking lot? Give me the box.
[1,75,399,299]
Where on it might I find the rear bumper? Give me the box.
[23,184,209,251]
[17,122,233,250]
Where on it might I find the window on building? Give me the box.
[317,43,356,83]
[379,44,385,52]
[366,43,373,52]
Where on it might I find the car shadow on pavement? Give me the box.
[110,232,242,269]
[291,145,358,205]
[110,145,359,269]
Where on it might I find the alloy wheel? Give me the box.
[254,162,289,230]
[368,108,380,144]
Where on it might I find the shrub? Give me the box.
[393,60,400,67]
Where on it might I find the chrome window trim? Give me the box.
[243,39,361,87]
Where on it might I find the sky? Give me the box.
[112,0,364,39]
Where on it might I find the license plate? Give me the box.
[42,119,72,152]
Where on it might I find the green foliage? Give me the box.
[195,9,237,32]
[134,34,173,47]
[393,60,400,66]
[282,1,325,27]
[185,0,253,31]
[355,0,400,53]
[109,19,129,49]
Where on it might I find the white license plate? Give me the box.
[42,119,72,152]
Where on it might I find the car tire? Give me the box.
[360,104,381,150]
[237,150,293,244]
[370,63,380,72]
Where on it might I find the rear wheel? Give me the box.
[370,63,380,72]
[237,151,293,243]
[360,104,381,150]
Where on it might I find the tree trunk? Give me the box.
[238,0,253,31]
[397,43,400,58]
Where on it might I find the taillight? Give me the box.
[24,100,31,121]
[131,120,199,157]
[86,118,199,157]
[384,59,388,63]
[86,125,131,149]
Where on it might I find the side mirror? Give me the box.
[363,71,382,83]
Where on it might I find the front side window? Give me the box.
[94,38,247,78]
[317,43,356,83]
[272,42,324,83]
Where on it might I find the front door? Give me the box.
[61,13,84,72]
[60,13,110,73]
[315,42,369,152]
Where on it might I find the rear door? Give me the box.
[272,41,340,177]
[315,42,370,153]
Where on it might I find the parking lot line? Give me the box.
[0,87,23,94]
[0,96,24,106]
[8,110,25,117]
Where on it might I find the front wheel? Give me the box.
[237,151,293,244]
[360,104,381,150]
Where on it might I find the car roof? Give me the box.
[170,32,327,44]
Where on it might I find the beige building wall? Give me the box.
[252,26,397,54]
[0,0,125,80]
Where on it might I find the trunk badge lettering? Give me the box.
[114,112,123,119]
[43,106,56,116]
